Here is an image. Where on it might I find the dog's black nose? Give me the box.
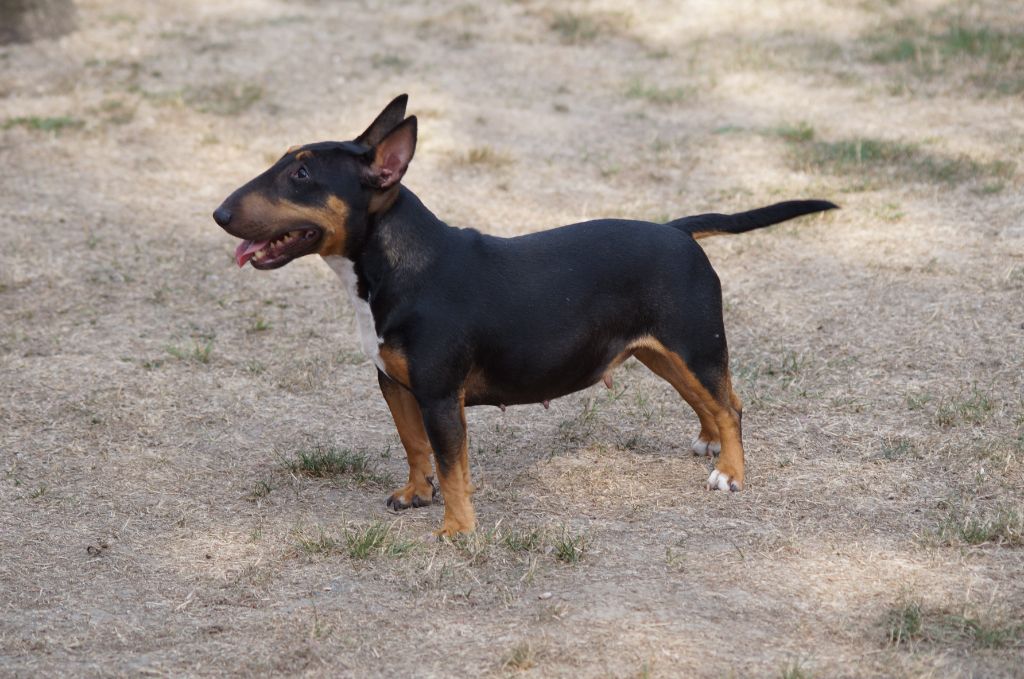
[212,207,232,227]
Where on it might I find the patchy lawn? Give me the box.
[1,0,1021,676]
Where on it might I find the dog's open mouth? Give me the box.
[235,228,322,269]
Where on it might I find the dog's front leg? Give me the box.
[378,371,438,510]
[419,394,476,537]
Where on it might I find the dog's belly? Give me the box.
[465,383,596,408]
[465,380,590,408]
[464,342,631,408]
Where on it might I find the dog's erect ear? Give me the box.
[355,94,409,147]
[365,116,417,190]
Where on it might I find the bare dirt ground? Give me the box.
[1,0,1022,676]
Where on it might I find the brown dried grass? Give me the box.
[1,0,1022,676]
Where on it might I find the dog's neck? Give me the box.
[320,187,452,370]
[362,187,448,284]
[322,187,451,301]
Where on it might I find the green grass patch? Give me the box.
[296,528,340,556]
[886,599,924,647]
[774,121,815,143]
[247,480,272,501]
[3,116,84,132]
[502,641,537,671]
[905,391,933,411]
[940,505,1024,547]
[770,351,804,380]
[370,54,411,71]
[461,146,512,167]
[878,435,915,460]
[867,17,1024,95]
[885,597,1023,650]
[184,83,263,116]
[345,521,416,559]
[166,339,213,364]
[286,446,370,477]
[282,445,392,486]
[935,388,995,427]
[872,20,1024,66]
[245,360,266,375]
[439,523,585,565]
[782,132,1013,187]
[501,527,545,553]
[625,79,691,105]
[939,614,1024,649]
[286,447,363,476]
[553,530,587,564]
[97,98,135,125]
[248,316,272,333]
[779,659,813,679]
[549,12,602,44]
[345,522,391,558]
[296,522,415,559]
[712,124,745,135]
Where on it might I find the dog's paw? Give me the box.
[433,518,475,539]
[691,437,721,457]
[706,468,742,492]
[386,477,438,510]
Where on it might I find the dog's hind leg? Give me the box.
[634,346,720,456]
[378,371,438,510]
[633,340,744,491]
[688,406,722,457]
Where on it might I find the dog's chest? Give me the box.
[323,256,385,373]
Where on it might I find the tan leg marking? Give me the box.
[435,394,476,537]
[631,338,744,490]
[379,344,411,389]
[633,342,719,454]
[379,378,436,509]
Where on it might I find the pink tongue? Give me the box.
[235,239,270,268]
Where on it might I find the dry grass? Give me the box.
[885,596,1023,651]
[545,10,629,45]
[866,11,1024,94]
[1,0,1023,677]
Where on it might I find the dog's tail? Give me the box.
[667,200,838,239]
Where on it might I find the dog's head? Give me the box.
[212,94,416,268]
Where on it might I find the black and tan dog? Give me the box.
[213,95,836,537]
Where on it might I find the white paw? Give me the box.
[706,469,741,492]
[691,437,721,457]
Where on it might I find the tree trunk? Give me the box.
[0,0,77,45]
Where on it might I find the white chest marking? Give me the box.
[323,256,386,372]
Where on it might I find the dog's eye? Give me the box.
[292,166,309,181]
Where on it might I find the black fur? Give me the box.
[359,190,732,405]
[667,200,838,237]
